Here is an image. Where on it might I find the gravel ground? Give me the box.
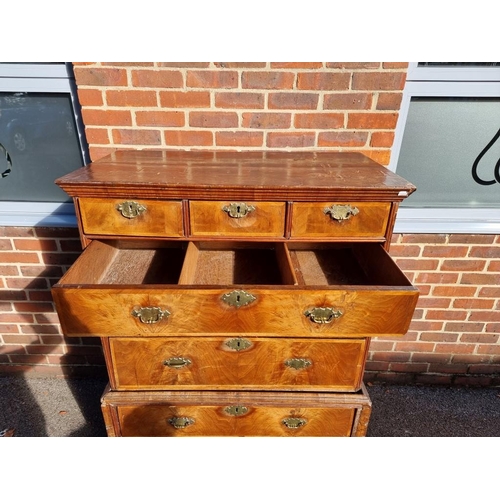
[1,375,499,437]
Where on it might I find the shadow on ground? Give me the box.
[2,377,500,437]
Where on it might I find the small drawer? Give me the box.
[189,200,285,237]
[291,202,391,239]
[108,337,368,392]
[78,197,184,238]
[52,240,418,338]
[100,387,372,437]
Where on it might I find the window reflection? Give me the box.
[0,92,84,202]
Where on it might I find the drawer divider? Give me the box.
[276,243,299,286]
[178,242,200,285]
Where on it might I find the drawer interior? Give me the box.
[287,242,411,287]
[178,241,295,285]
[59,239,413,288]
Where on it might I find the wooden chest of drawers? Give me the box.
[52,150,418,437]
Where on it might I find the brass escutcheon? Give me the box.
[131,306,170,324]
[224,405,249,417]
[304,307,343,324]
[163,357,192,368]
[168,416,195,429]
[221,290,256,308]
[116,200,147,219]
[285,358,312,370]
[225,338,253,351]
[323,204,359,222]
[222,202,255,218]
[282,417,307,429]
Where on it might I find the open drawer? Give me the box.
[52,240,418,338]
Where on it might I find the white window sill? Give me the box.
[0,202,77,227]
[2,203,500,235]
[394,208,500,234]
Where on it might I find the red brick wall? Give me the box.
[0,227,106,377]
[1,62,499,386]
[73,62,406,164]
[368,234,500,386]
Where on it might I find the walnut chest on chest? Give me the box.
[52,150,418,437]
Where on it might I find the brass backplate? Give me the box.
[131,306,170,324]
[323,204,359,221]
[168,416,195,429]
[285,358,312,370]
[224,405,249,417]
[282,417,307,429]
[225,338,253,351]
[304,307,342,324]
[222,202,255,218]
[221,290,256,308]
[116,200,147,219]
[163,357,192,368]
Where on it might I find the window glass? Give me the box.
[396,97,500,208]
[0,91,83,202]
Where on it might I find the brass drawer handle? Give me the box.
[222,202,255,218]
[163,357,192,368]
[323,204,359,221]
[168,417,195,429]
[221,290,256,308]
[282,417,307,429]
[116,200,147,219]
[285,358,312,370]
[304,307,343,324]
[131,306,170,324]
[224,405,249,417]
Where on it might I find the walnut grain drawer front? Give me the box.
[189,201,286,237]
[78,198,184,238]
[108,337,368,392]
[101,387,372,437]
[52,239,418,338]
[291,202,391,239]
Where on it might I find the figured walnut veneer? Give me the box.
[52,150,417,437]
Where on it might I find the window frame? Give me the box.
[0,63,88,227]
[390,62,500,234]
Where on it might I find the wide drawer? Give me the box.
[291,202,391,239]
[100,386,372,437]
[108,337,368,392]
[189,200,286,237]
[78,197,184,238]
[52,240,418,338]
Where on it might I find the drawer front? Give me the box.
[54,286,417,338]
[189,201,286,237]
[79,198,184,237]
[109,337,368,391]
[53,240,418,338]
[117,405,355,437]
[291,202,391,239]
[101,389,372,437]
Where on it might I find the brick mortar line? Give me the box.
[83,103,400,114]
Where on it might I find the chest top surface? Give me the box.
[55,150,415,201]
